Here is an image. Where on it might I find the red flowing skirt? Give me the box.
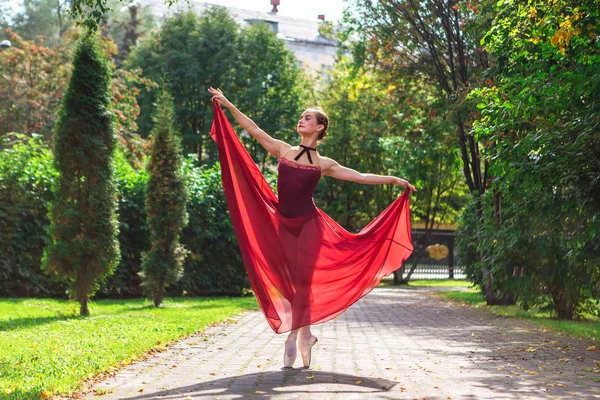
[210,102,413,333]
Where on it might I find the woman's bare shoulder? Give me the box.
[318,156,340,173]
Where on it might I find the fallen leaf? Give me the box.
[588,346,597,351]
[355,380,363,385]
[257,364,262,368]
[138,388,144,392]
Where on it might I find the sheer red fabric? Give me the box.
[210,102,413,334]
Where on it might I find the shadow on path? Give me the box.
[126,370,397,399]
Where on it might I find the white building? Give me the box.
[139,0,338,76]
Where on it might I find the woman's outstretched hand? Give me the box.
[394,177,417,193]
[208,87,233,109]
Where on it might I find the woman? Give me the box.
[208,87,415,370]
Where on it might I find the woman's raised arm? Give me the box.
[321,157,417,192]
[209,87,291,158]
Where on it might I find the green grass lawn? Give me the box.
[438,289,600,344]
[0,297,258,400]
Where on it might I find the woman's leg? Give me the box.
[298,325,318,368]
[284,328,299,368]
[298,325,312,341]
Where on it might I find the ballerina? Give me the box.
[208,87,415,369]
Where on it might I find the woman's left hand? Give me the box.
[394,177,417,193]
[208,87,233,109]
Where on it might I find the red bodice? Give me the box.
[276,157,321,219]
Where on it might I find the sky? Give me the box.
[196,0,348,23]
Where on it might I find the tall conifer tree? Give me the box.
[43,34,120,316]
[141,89,188,307]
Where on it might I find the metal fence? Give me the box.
[394,229,466,280]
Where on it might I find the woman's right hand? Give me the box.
[208,87,233,109]
[394,177,417,193]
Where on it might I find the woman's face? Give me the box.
[297,110,323,137]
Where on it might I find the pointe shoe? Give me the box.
[283,336,297,368]
[298,335,318,368]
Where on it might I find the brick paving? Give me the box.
[84,287,600,399]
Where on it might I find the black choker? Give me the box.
[294,144,317,164]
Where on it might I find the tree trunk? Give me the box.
[153,283,164,307]
[393,267,404,285]
[80,296,89,317]
[401,242,432,284]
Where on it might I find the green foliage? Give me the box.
[456,200,481,285]
[316,59,399,230]
[127,8,309,164]
[0,297,258,399]
[99,150,150,298]
[462,0,600,318]
[0,140,251,298]
[173,159,252,296]
[456,192,521,305]
[316,58,466,232]
[141,89,189,306]
[233,21,310,167]
[0,29,152,166]
[127,9,238,159]
[43,34,120,315]
[0,133,65,297]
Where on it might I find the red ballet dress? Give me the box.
[210,101,413,334]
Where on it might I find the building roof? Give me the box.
[139,0,336,47]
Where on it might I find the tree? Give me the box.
[0,28,153,167]
[140,88,188,307]
[345,0,515,304]
[316,58,398,230]
[0,29,71,140]
[232,21,311,170]
[128,8,309,165]
[466,0,600,318]
[379,80,468,284]
[42,34,120,316]
[100,0,157,65]
[127,8,239,160]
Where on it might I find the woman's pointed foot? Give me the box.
[283,336,297,369]
[298,335,318,368]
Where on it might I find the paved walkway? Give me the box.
[84,287,600,399]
